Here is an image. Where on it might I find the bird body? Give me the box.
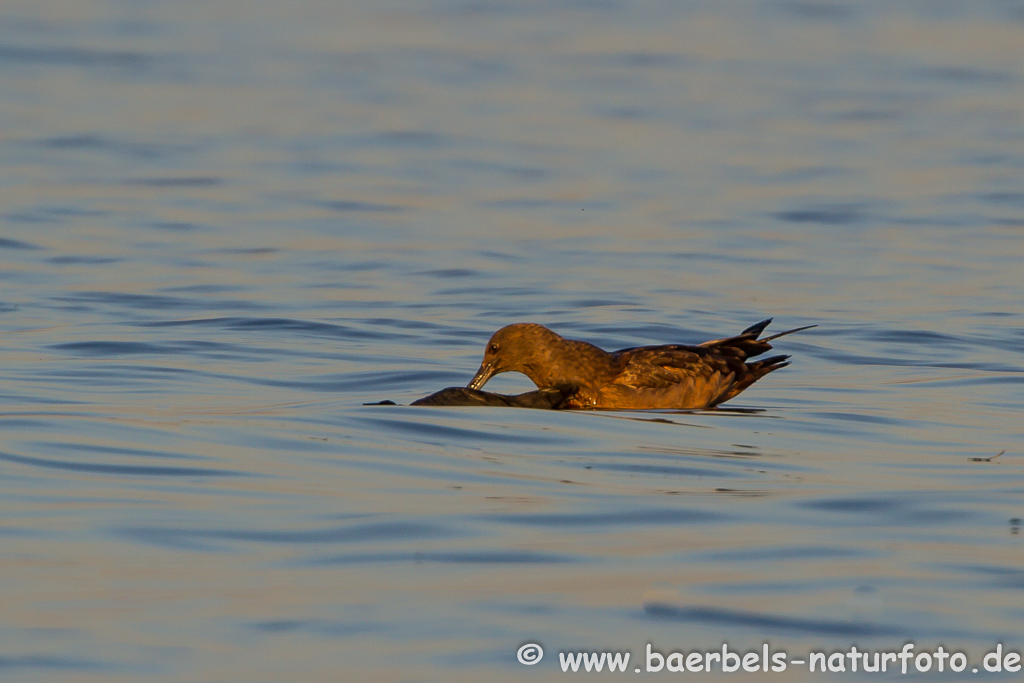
[467,319,813,410]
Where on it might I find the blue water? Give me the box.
[1,1,1022,680]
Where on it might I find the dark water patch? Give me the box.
[779,165,850,181]
[334,451,545,487]
[932,360,1023,373]
[801,497,899,514]
[801,347,920,367]
[47,256,122,265]
[569,298,636,308]
[0,526,43,538]
[307,550,579,566]
[704,545,870,562]
[597,106,650,121]
[487,508,725,528]
[783,2,853,20]
[712,489,771,498]
[973,310,1018,318]
[920,66,1015,85]
[643,604,902,637]
[50,364,195,382]
[0,45,149,69]
[589,463,739,478]
[55,291,260,312]
[316,259,393,272]
[434,285,546,297]
[442,1,535,17]
[359,317,463,332]
[635,444,785,462]
[481,197,614,210]
[252,619,384,636]
[864,329,963,345]
[161,284,242,294]
[961,152,1013,166]
[807,354,1022,374]
[0,450,240,478]
[360,416,569,445]
[16,204,107,221]
[373,48,514,87]
[978,191,1024,207]
[293,159,360,175]
[560,0,619,11]
[150,221,200,231]
[418,268,479,278]
[799,496,970,525]
[828,109,900,122]
[127,176,223,188]
[730,164,851,185]
[613,51,681,68]
[240,369,454,393]
[120,520,450,550]
[35,134,187,160]
[50,340,248,357]
[0,237,40,250]
[372,130,448,148]
[38,133,108,149]
[810,326,1024,365]
[0,418,49,429]
[139,316,411,341]
[319,200,405,213]
[925,375,1024,388]
[214,247,278,256]
[475,249,526,262]
[772,204,866,225]
[809,411,901,426]
[448,160,546,180]
[668,250,789,265]
[0,654,110,672]
[36,442,206,461]
[4,211,59,224]
[942,564,1024,590]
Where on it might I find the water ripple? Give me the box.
[0,45,149,69]
[0,450,240,478]
[487,508,727,527]
[0,654,110,672]
[307,550,580,566]
[643,604,905,638]
[54,292,260,312]
[359,416,571,445]
[139,316,411,340]
[119,520,451,551]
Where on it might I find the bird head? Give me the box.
[467,323,560,390]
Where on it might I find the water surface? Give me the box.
[1,1,1022,680]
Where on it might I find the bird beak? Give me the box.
[467,362,495,390]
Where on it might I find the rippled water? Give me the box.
[1,1,1023,680]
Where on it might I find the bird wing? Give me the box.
[612,345,741,396]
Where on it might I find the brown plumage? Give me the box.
[467,319,814,410]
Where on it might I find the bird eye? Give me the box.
[488,343,499,353]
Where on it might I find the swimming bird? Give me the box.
[467,319,814,410]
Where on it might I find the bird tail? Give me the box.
[711,354,791,405]
[699,318,816,359]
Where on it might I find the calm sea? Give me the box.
[1,1,1022,680]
